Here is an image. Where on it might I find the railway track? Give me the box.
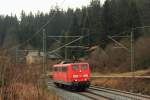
[47,82,92,100]
[47,81,110,100]
[47,81,150,100]
[88,86,150,100]
[79,91,111,100]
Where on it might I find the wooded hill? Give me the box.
[0,0,150,63]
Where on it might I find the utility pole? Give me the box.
[87,29,90,47]
[130,30,134,92]
[81,28,90,57]
[43,29,46,76]
[108,33,134,92]
[65,32,68,60]
[15,47,19,64]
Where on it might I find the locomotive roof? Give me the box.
[53,62,89,67]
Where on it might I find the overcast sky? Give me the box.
[0,0,105,18]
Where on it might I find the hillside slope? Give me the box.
[87,36,150,73]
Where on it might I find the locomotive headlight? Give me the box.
[73,75,78,78]
[83,74,88,77]
[84,78,87,81]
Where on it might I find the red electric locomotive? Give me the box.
[52,61,90,90]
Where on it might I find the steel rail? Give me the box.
[91,76,150,78]
[47,80,150,100]
[79,91,110,100]
[91,85,150,99]
[89,86,150,100]
[89,87,136,100]
[47,81,110,100]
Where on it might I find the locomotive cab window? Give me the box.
[62,67,67,72]
[81,65,88,70]
[72,65,78,71]
[58,67,62,72]
[54,67,57,72]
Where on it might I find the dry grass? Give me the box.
[87,36,150,73]
[91,69,150,95]
[0,82,58,100]
[91,78,150,95]
[91,69,150,76]
[0,50,58,100]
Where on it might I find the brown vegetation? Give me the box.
[91,78,150,95]
[0,83,58,100]
[87,36,150,95]
[87,36,150,73]
[0,50,58,100]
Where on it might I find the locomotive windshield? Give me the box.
[72,65,78,71]
[81,65,88,70]
[72,64,88,71]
